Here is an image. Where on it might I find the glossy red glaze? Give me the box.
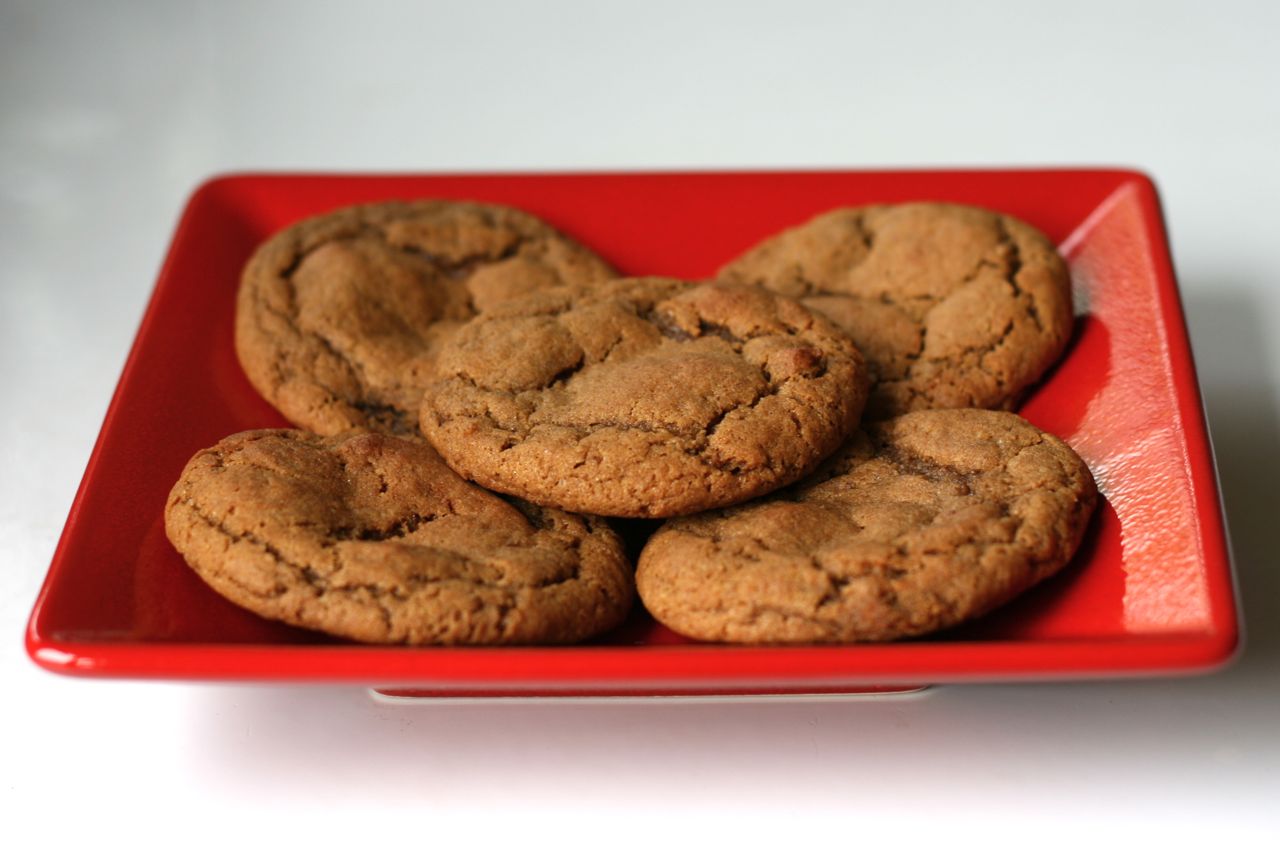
[26,170,1239,692]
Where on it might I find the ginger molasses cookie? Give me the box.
[636,409,1096,643]
[236,201,615,437]
[719,203,1073,418]
[164,430,633,644]
[420,278,870,518]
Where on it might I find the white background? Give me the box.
[3,0,1278,848]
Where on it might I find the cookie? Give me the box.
[636,409,1096,643]
[719,203,1073,418]
[235,200,616,437]
[164,430,634,644]
[420,277,870,518]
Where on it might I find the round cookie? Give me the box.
[164,430,634,644]
[718,203,1073,418]
[636,409,1096,643]
[236,200,616,437]
[420,277,870,518]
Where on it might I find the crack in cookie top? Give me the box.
[420,277,871,518]
[235,200,616,437]
[718,203,1073,418]
[636,409,1097,643]
[164,430,634,644]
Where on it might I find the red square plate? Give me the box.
[26,170,1238,694]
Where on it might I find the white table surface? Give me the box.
[3,1,1278,847]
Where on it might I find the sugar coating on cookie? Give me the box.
[719,203,1073,418]
[164,430,634,644]
[420,278,870,518]
[235,200,615,437]
[636,409,1096,643]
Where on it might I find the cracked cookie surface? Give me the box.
[636,409,1096,642]
[235,200,615,437]
[420,277,870,518]
[718,203,1073,418]
[164,430,634,644]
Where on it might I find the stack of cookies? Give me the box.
[164,199,1097,645]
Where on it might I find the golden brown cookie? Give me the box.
[420,277,870,518]
[235,201,615,437]
[719,203,1073,418]
[636,409,1096,643]
[164,430,634,644]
